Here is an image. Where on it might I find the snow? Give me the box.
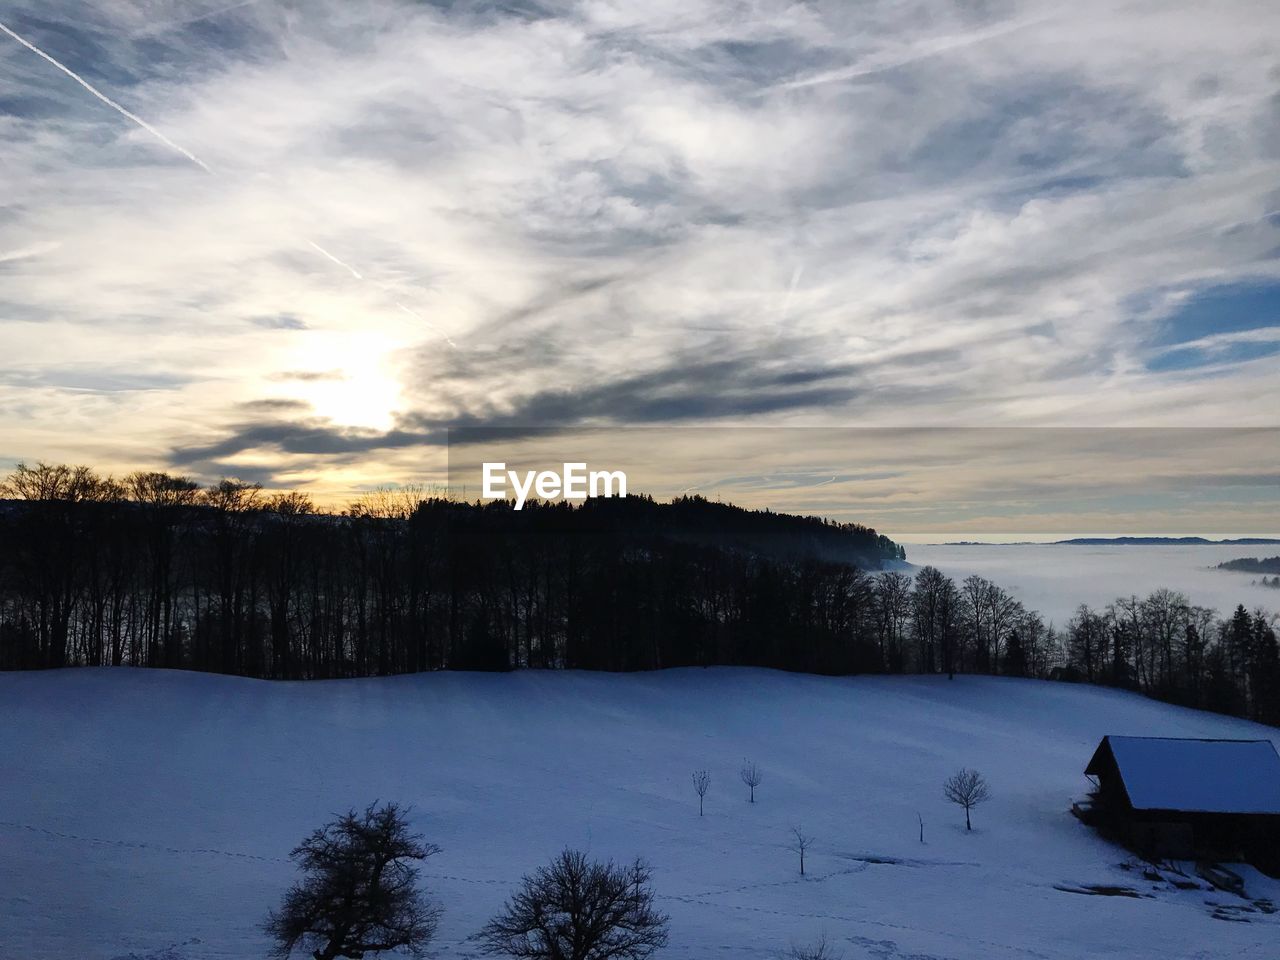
[904,542,1280,627]
[2,668,1278,960]
[1095,736,1280,814]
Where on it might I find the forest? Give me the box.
[0,461,1276,727]
[1218,556,1280,574]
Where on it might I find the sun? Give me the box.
[286,331,405,431]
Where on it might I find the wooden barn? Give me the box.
[1075,735,1280,874]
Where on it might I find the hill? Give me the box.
[0,492,905,677]
[2,668,1277,959]
[1218,556,1280,574]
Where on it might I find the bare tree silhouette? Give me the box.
[788,933,842,960]
[264,802,440,960]
[790,826,812,875]
[692,769,711,816]
[476,849,668,960]
[943,768,991,831]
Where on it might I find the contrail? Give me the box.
[0,18,456,347]
[0,20,214,173]
[762,15,1051,94]
[0,240,60,264]
[397,303,458,349]
[307,240,364,280]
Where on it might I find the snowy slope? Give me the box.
[1,668,1277,960]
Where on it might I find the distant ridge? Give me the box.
[938,536,1280,546]
[1054,536,1280,546]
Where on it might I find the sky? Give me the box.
[1,0,1278,533]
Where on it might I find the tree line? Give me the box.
[0,461,1275,726]
[1063,593,1280,723]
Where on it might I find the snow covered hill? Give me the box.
[2,668,1277,960]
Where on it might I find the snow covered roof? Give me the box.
[1086,736,1280,815]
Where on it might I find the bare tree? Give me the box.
[692,769,711,816]
[984,580,1023,673]
[348,484,430,521]
[873,571,913,670]
[790,826,812,875]
[476,849,668,960]
[913,565,960,677]
[943,768,991,831]
[2,461,117,502]
[788,934,842,960]
[264,802,440,960]
[740,760,762,803]
[126,469,199,507]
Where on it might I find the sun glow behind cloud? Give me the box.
[275,331,407,431]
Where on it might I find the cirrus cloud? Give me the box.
[0,0,1278,514]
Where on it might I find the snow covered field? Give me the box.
[905,542,1280,627]
[2,668,1277,960]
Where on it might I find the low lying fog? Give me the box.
[905,542,1280,628]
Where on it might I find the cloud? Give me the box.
[0,0,1278,514]
[235,396,309,411]
[764,13,1052,93]
[249,312,308,330]
[269,369,346,382]
[173,339,863,462]
[0,365,190,393]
